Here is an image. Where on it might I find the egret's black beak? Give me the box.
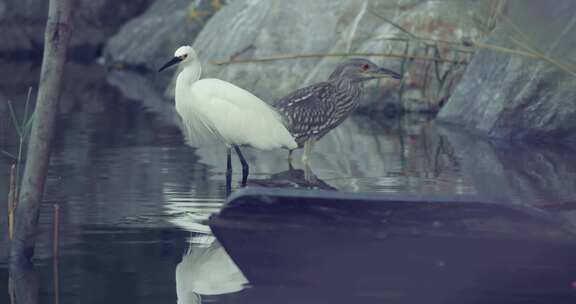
[158,57,182,72]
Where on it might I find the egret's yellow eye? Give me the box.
[180,54,188,60]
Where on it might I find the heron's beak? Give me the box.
[365,67,402,80]
[158,57,182,72]
[377,67,402,80]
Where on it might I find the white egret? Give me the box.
[159,46,297,188]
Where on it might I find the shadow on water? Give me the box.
[1,63,576,303]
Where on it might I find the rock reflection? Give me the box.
[176,240,247,304]
[440,127,576,225]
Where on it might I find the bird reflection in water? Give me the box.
[176,239,248,304]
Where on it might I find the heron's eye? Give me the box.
[180,54,188,60]
[362,64,370,71]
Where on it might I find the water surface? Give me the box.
[1,61,575,303]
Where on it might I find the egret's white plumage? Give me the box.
[176,241,247,304]
[170,46,297,150]
[159,45,297,190]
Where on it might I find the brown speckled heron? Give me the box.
[275,58,402,162]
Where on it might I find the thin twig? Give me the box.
[213,52,468,66]
[8,164,16,240]
[369,10,417,39]
[422,45,432,102]
[397,40,411,107]
[22,87,35,138]
[492,9,576,77]
[16,87,35,193]
[7,101,22,137]
[53,204,60,304]
[52,204,60,257]
[370,10,474,54]
[373,36,475,54]
[23,87,32,135]
[1,150,17,160]
[511,37,576,77]
[485,0,507,32]
[473,41,539,59]
[499,13,532,46]
[473,41,576,77]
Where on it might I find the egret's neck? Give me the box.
[177,61,202,88]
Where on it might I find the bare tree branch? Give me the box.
[10,0,73,263]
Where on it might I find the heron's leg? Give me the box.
[233,145,249,186]
[304,162,314,183]
[287,149,295,169]
[226,147,232,196]
[302,138,315,164]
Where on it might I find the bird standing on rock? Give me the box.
[275,58,402,163]
[159,45,297,191]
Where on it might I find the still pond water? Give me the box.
[1,61,576,303]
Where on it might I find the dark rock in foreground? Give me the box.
[211,188,576,303]
[438,0,576,142]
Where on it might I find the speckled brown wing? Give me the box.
[274,82,339,147]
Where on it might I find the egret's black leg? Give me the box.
[287,149,296,170]
[225,147,232,197]
[233,145,249,186]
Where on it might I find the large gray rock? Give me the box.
[438,0,576,142]
[167,0,487,111]
[353,1,484,112]
[104,0,226,74]
[0,0,154,56]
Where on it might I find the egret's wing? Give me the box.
[188,79,297,150]
[274,83,339,142]
[176,96,223,148]
[196,78,284,121]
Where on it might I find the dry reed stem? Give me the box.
[7,164,16,304]
[53,204,61,304]
[215,2,575,79]
[52,204,60,257]
[8,164,16,240]
[500,14,576,77]
[491,9,576,77]
[213,52,468,66]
